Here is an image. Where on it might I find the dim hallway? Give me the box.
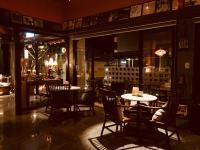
[0,95,200,150]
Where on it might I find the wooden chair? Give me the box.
[99,88,136,136]
[44,80,63,112]
[48,84,72,117]
[140,93,180,148]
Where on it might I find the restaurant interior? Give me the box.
[1,0,200,149]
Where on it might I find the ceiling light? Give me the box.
[155,48,166,57]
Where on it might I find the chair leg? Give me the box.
[116,125,118,132]
[176,129,181,141]
[101,118,106,136]
[165,128,170,149]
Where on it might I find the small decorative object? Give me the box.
[132,87,139,96]
[130,4,142,18]
[143,1,156,15]
[23,16,34,26]
[138,91,143,97]
[11,12,22,24]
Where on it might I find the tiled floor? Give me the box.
[0,94,200,150]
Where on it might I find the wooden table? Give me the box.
[121,93,157,140]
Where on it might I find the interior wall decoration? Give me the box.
[10,12,23,24]
[143,1,156,15]
[156,0,171,13]
[68,19,75,30]
[108,10,119,22]
[118,7,130,20]
[74,18,82,29]
[34,18,44,28]
[23,16,34,26]
[98,12,109,24]
[130,4,142,18]
[172,0,179,10]
[90,16,98,26]
[82,16,91,28]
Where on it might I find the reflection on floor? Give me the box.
[0,95,200,150]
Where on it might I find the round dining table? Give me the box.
[121,93,157,141]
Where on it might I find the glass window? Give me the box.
[143,29,172,91]
[156,0,171,13]
[143,1,156,15]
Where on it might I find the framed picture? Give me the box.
[23,16,34,26]
[172,0,179,10]
[34,18,44,28]
[98,12,109,24]
[68,19,75,30]
[156,0,170,13]
[82,16,90,28]
[130,4,142,18]
[63,21,68,30]
[108,10,119,22]
[10,12,22,24]
[74,18,82,29]
[90,15,98,26]
[142,1,156,15]
[118,7,130,20]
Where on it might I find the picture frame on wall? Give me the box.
[130,4,142,18]
[98,12,109,24]
[90,15,98,26]
[156,0,170,13]
[142,1,156,15]
[172,0,179,10]
[74,18,82,29]
[23,16,34,26]
[63,21,68,31]
[108,10,119,22]
[34,18,44,28]
[118,7,130,20]
[10,12,22,24]
[68,19,75,30]
[82,16,90,28]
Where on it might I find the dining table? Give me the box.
[121,93,157,140]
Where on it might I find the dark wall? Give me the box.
[0,39,10,75]
[85,35,116,60]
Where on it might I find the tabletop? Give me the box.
[121,93,157,102]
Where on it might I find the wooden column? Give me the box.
[14,29,23,115]
[73,40,78,85]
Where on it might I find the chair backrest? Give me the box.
[163,93,179,123]
[48,84,72,108]
[99,88,123,123]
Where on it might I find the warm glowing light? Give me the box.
[0,74,2,81]
[155,48,166,57]
[24,49,29,59]
[28,44,32,49]
[61,47,66,53]
[145,67,151,73]
[105,68,109,72]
